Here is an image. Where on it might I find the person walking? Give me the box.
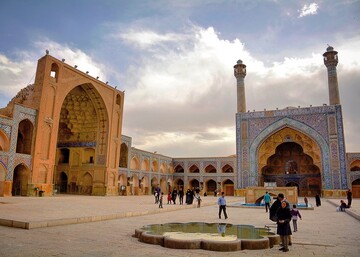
[347,189,352,208]
[304,196,308,207]
[159,192,163,208]
[167,192,172,204]
[195,194,202,208]
[218,192,228,219]
[178,188,184,205]
[290,204,302,232]
[264,191,271,213]
[172,189,178,204]
[315,194,321,207]
[276,201,292,252]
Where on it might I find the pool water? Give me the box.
[140,222,271,240]
[234,202,312,208]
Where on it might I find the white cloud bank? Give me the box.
[0,40,107,105]
[298,3,319,18]
[1,26,359,157]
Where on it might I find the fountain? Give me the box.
[135,222,279,252]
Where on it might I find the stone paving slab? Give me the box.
[0,195,359,257]
[0,195,232,229]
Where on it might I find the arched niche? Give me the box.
[50,63,59,83]
[205,164,216,173]
[16,119,34,154]
[130,157,140,170]
[174,165,184,173]
[83,148,95,164]
[189,179,199,189]
[119,143,128,168]
[81,172,93,195]
[350,160,360,171]
[205,179,217,194]
[189,164,200,173]
[141,159,150,171]
[58,148,70,164]
[57,84,109,163]
[0,129,10,151]
[152,160,158,172]
[0,163,6,196]
[160,163,166,173]
[12,163,30,196]
[222,164,234,173]
[222,179,234,196]
[174,178,184,190]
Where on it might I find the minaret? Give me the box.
[323,46,340,105]
[234,60,247,113]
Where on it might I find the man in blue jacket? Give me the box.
[218,192,228,219]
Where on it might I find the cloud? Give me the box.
[298,3,319,18]
[35,40,107,80]
[116,25,360,156]
[0,40,108,108]
[114,29,184,49]
[1,25,359,157]
[0,53,36,107]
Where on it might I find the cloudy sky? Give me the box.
[0,0,359,157]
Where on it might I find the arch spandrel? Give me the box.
[250,117,331,189]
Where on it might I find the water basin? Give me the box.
[135,222,279,251]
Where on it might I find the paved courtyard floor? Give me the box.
[0,195,359,257]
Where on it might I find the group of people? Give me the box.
[269,193,302,252]
[337,189,352,212]
[268,188,354,251]
[155,187,204,209]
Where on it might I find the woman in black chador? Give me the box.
[185,189,191,204]
[276,201,292,252]
[315,194,321,207]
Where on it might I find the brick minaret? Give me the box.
[323,46,340,105]
[234,60,247,113]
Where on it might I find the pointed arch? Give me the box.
[12,163,30,196]
[205,179,217,194]
[152,160,159,172]
[82,172,93,195]
[151,176,159,194]
[0,129,10,151]
[205,164,216,173]
[59,171,68,193]
[250,117,331,189]
[130,156,140,170]
[350,160,360,171]
[160,163,166,173]
[0,162,6,196]
[119,143,128,168]
[189,164,200,173]
[222,164,234,173]
[174,165,184,173]
[141,159,150,171]
[222,179,234,196]
[16,119,34,154]
[174,178,184,191]
[189,178,200,189]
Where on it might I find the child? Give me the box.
[290,204,302,232]
[154,191,158,204]
[167,192,172,204]
[159,192,163,208]
[304,196,308,207]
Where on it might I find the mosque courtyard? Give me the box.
[0,195,359,257]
